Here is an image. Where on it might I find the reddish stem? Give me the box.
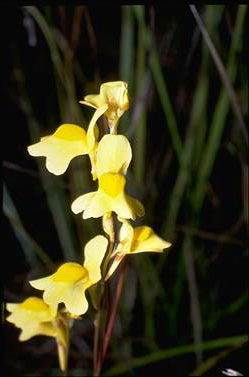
[95,258,127,376]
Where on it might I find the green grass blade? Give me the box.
[120,6,135,95]
[183,236,203,364]
[161,5,224,242]
[149,48,183,164]
[135,255,166,350]
[194,5,224,171]
[189,347,239,376]
[22,7,95,255]
[193,5,247,212]
[3,183,54,271]
[162,72,209,241]
[119,6,135,135]
[24,6,65,86]
[190,5,247,143]
[133,5,146,188]
[19,90,79,261]
[167,249,185,336]
[103,335,247,376]
[51,22,96,242]
[205,290,248,330]
[133,5,183,164]
[158,8,225,352]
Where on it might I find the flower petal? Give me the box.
[102,212,114,240]
[86,105,108,150]
[82,190,111,219]
[52,263,89,283]
[89,150,98,181]
[133,226,153,240]
[126,195,145,218]
[6,297,57,342]
[18,322,41,341]
[7,297,56,323]
[100,81,129,110]
[105,253,125,281]
[118,221,134,251]
[99,173,126,197]
[30,263,93,316]
[81,81,129,113]
[6,303,18,312]
[95,135,132,177]
[71,192,96,215]
[79,100,97,109]
[30,275,69,311]
[80,93,106,109]
[27,124,89,175]
[29,276,52,291]
[84,235,108,283]
[38,322,58,338]
[32,278,89,316]
[130,226,171,254]
[112,193,138,220]
[71,181,142,220]
[6,298,64,343]
[105,220,133,281]
[6,310,30,326]
[61,283,90,315]
[80,189,141,220]
[19,322,57,342]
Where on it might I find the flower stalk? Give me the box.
[95,258,128,377]
[6,80,171,376]
[56,313,70,376]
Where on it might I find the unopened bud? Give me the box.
[102,212,114,242]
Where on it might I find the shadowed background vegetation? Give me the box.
[2,5,248,376]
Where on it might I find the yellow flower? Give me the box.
[80,81,129,133]
[6,298,75,372]
[6,296,58,342]
[27,114,105,178]
[71,135,145,220]
[105,220,171,280]
[29,235,108,316]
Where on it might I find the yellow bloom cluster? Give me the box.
[6,297,70,371]
[6,297,58,342]
[6,81,171,372]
